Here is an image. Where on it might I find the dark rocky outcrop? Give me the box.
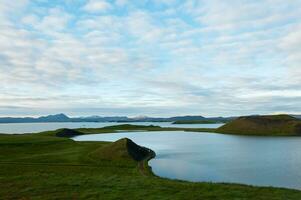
[56,128,83,137]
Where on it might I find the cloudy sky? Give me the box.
[0,0,301,117]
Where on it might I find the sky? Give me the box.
[0,0,301,117]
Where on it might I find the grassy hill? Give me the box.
[217,114,301,136]
[89,138,155,163]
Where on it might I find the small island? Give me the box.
[172,120,222,124]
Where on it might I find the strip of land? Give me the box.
[172,120,224,124]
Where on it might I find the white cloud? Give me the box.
[83,0,112,13]
[22,8,72,36]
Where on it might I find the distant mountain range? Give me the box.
[0,113,235,123]
[0,113,299,124]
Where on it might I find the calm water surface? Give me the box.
[0,122,223,134]
[73,131,301,190]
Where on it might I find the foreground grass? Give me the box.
[0,127,301,199]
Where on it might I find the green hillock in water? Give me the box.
[217,114,301,136]
[172,120,220,124]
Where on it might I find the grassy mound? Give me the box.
[217,114,301,136]
[89,138,155,163]
[56,128,83,137]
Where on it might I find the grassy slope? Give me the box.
[217,115,301,136]
[0,129,301,199]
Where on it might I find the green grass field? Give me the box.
[1,125,301,199]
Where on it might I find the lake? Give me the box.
[0,122,223,134]
[73,131,301,190]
